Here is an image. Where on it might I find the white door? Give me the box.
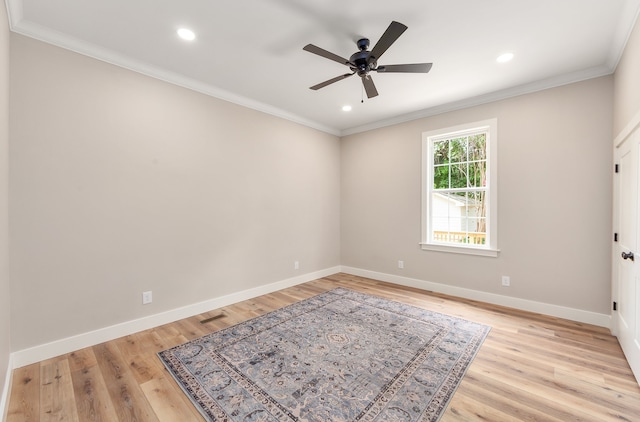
[614,127,640,383]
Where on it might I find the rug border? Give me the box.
[157,287,491,422]
[430,321,490,421]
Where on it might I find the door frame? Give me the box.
[612,112,640,385]
[612,111,640,338]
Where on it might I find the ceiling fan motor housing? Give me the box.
[303,21,430,99]
[351,38,375,75]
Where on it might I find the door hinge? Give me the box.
[614,233,619,242]
[613,301,618,311]
[615,164,620,173]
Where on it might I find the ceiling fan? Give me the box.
[303,21,432,99]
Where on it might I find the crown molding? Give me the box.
[8,17,342,137]
[5,0,635,139]
[340,65,613,136]
[607,0,640,69]
[5,0,22,29]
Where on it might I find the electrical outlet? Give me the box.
[142,291,153,304]
[294,261,299,270]
[398,260,404,269]
[501,276,511,287]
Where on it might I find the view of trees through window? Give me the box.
[431,132,487,245]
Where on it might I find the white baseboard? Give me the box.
[340,266,612,329]
[11,266,341,369]
[1,354,13,422]
[10,264,611,370]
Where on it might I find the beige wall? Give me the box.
[0,0,11,401]
[614,16,640,137]
[9,34,341,350]
[341,76,614,314]
[7,15,634,354]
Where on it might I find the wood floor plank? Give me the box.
[40,359,79,422]
[452,374,572,422]
[445,384,565,422]
[67,348,97,374]
[470,355,636,421]
[140,377,203,421]
[6,273,640,421]
[7,363,40,422]
[70,354,119,422]
[115,333,165,386]
[93,342,160,422]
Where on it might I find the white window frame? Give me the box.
[421,118,499,257]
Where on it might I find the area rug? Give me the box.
[158,287,490,421]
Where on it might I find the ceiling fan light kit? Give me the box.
[303,21,432,99]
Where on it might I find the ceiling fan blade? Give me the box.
[368,21,408,64]
[375,63,433,73]
[362,75,379,98]
[309,73,355,90]
[303,44,352,66]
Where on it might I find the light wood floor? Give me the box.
[6,273,640,421]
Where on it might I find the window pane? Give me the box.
[450,191,467,201]
[466,220,486,244]
[468,134,486,188]
[433,165,449,189]
[448,217,462,232]
[431,193,449,218]
[475,217,487,235]
[449,137,466,163]
[468,191,486,219]
[432,217,448,232]
[468,134,486,161]
[450,163,468,188]
[469,160,486,187]
[431,189,488,245]
[433,140,449,165]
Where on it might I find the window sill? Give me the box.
[419,242,500,257]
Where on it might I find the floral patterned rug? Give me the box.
[158,287,490,421]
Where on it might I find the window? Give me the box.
[421,119,498,256]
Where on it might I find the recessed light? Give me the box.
[496,52,514,63]
[177,28,196,41]
[342,105,352,112]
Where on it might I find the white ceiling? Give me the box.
[6,0,640,135]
